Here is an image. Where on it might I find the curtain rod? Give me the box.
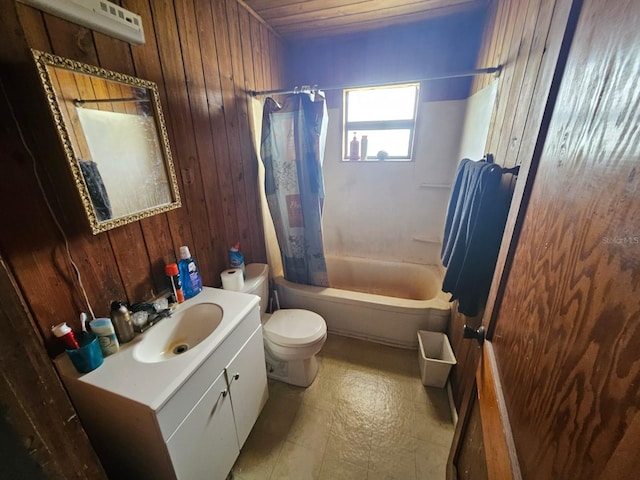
[250,65,502,97]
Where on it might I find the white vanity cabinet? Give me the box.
[167,370,238,479]
[54,290,268,480]
[166,325,268,479]
[225,324,270,448]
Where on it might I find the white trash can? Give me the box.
[417,330,457,388]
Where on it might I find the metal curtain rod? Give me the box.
[250,65,502,97]
[74,97,151,107]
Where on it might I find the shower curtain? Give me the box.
[260,93,329,287]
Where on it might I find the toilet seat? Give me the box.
[263,309,326,348]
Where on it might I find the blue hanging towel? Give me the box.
[441,158,512,316]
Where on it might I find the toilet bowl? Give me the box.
[241,263,327,387]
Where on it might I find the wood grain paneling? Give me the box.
[449,0,576,410]
[243,0,486,38]
[490,0,640,476]
[0,255,106,479]
[0,0,283,355]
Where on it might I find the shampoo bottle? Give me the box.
[229,242,246,278]
[179,246,203,299]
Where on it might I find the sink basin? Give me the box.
[133,302,223,363]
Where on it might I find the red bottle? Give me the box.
[165,263,185,303]
[52,322,80,349]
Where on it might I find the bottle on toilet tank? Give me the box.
[229,242,246,278]
[178,246,203,299]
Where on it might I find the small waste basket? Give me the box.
[417,330,456,388]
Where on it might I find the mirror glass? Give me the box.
[32,50,181,234]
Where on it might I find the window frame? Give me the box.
[342,83,420,162]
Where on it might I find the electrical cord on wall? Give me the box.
[0,77,96,320]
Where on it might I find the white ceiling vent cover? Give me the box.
[17,0,145,45]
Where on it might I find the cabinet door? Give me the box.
[226,326,268,448]
[167,371,238,480]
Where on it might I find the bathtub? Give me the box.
[273,255,451,349]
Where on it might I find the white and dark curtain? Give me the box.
[260,93,329,287]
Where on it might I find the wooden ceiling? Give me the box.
[240,0,488,39]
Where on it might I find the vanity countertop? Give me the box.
[54,287,259,412]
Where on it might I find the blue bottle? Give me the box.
[178,246,202,299]
[229,242,246,278]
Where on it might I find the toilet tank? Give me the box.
[241,263,269,314]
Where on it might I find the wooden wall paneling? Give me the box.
[91,32,158,304]
[171,0,231,277]
[0,255,107,479]
[123,0,195,287]
[482,0,577,335]
[448,306,483,412]
[491,0,640,473]
[212,0,252,252]
[223,0,264,261]
[484,0,532,165]
[9,5,128,348]
[3,0,283,351]
[494,0,554,167]
[227,0,267,263]
[146,0,216,285]
[191,0,243,271]
[261,26,272,94]
[249,16,266,91]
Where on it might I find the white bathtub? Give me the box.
[273,255,451,349]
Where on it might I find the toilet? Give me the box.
[241,263,327,387]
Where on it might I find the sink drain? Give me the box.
[173,344,189,355]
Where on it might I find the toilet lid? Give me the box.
[263,310,326,347]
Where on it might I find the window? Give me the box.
[343,83,419,161]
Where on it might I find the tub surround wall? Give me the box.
[0,0,285,354]
[322,100,466,266]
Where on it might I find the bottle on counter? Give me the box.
[110,301,135,343]
[165,263,185,304]
[89,318,120,356]
[178,246,203,299]
[51,322,80,350]
[229,242,246,278]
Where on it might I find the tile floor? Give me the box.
[232,334,455,480]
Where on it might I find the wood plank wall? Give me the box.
[0,0,284,355]
[0,254,106,479]
[448,0,575,411]
[284,10,488,106]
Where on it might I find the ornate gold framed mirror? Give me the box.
[32,49,181,234]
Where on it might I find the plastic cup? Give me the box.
[66,333,104,373]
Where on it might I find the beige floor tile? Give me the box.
[414,410,454,447]
[241,334,453,480]
[368,429,417,479]
[323,430,372,471]
[413,386,451,421]
[319,456,368,480]
[270,440,325,480]
[415,440,450,480]
[287,403,333,451]
[232,429,284,480]
[253,387,301,440]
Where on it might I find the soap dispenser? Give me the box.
[110,301,135,343]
